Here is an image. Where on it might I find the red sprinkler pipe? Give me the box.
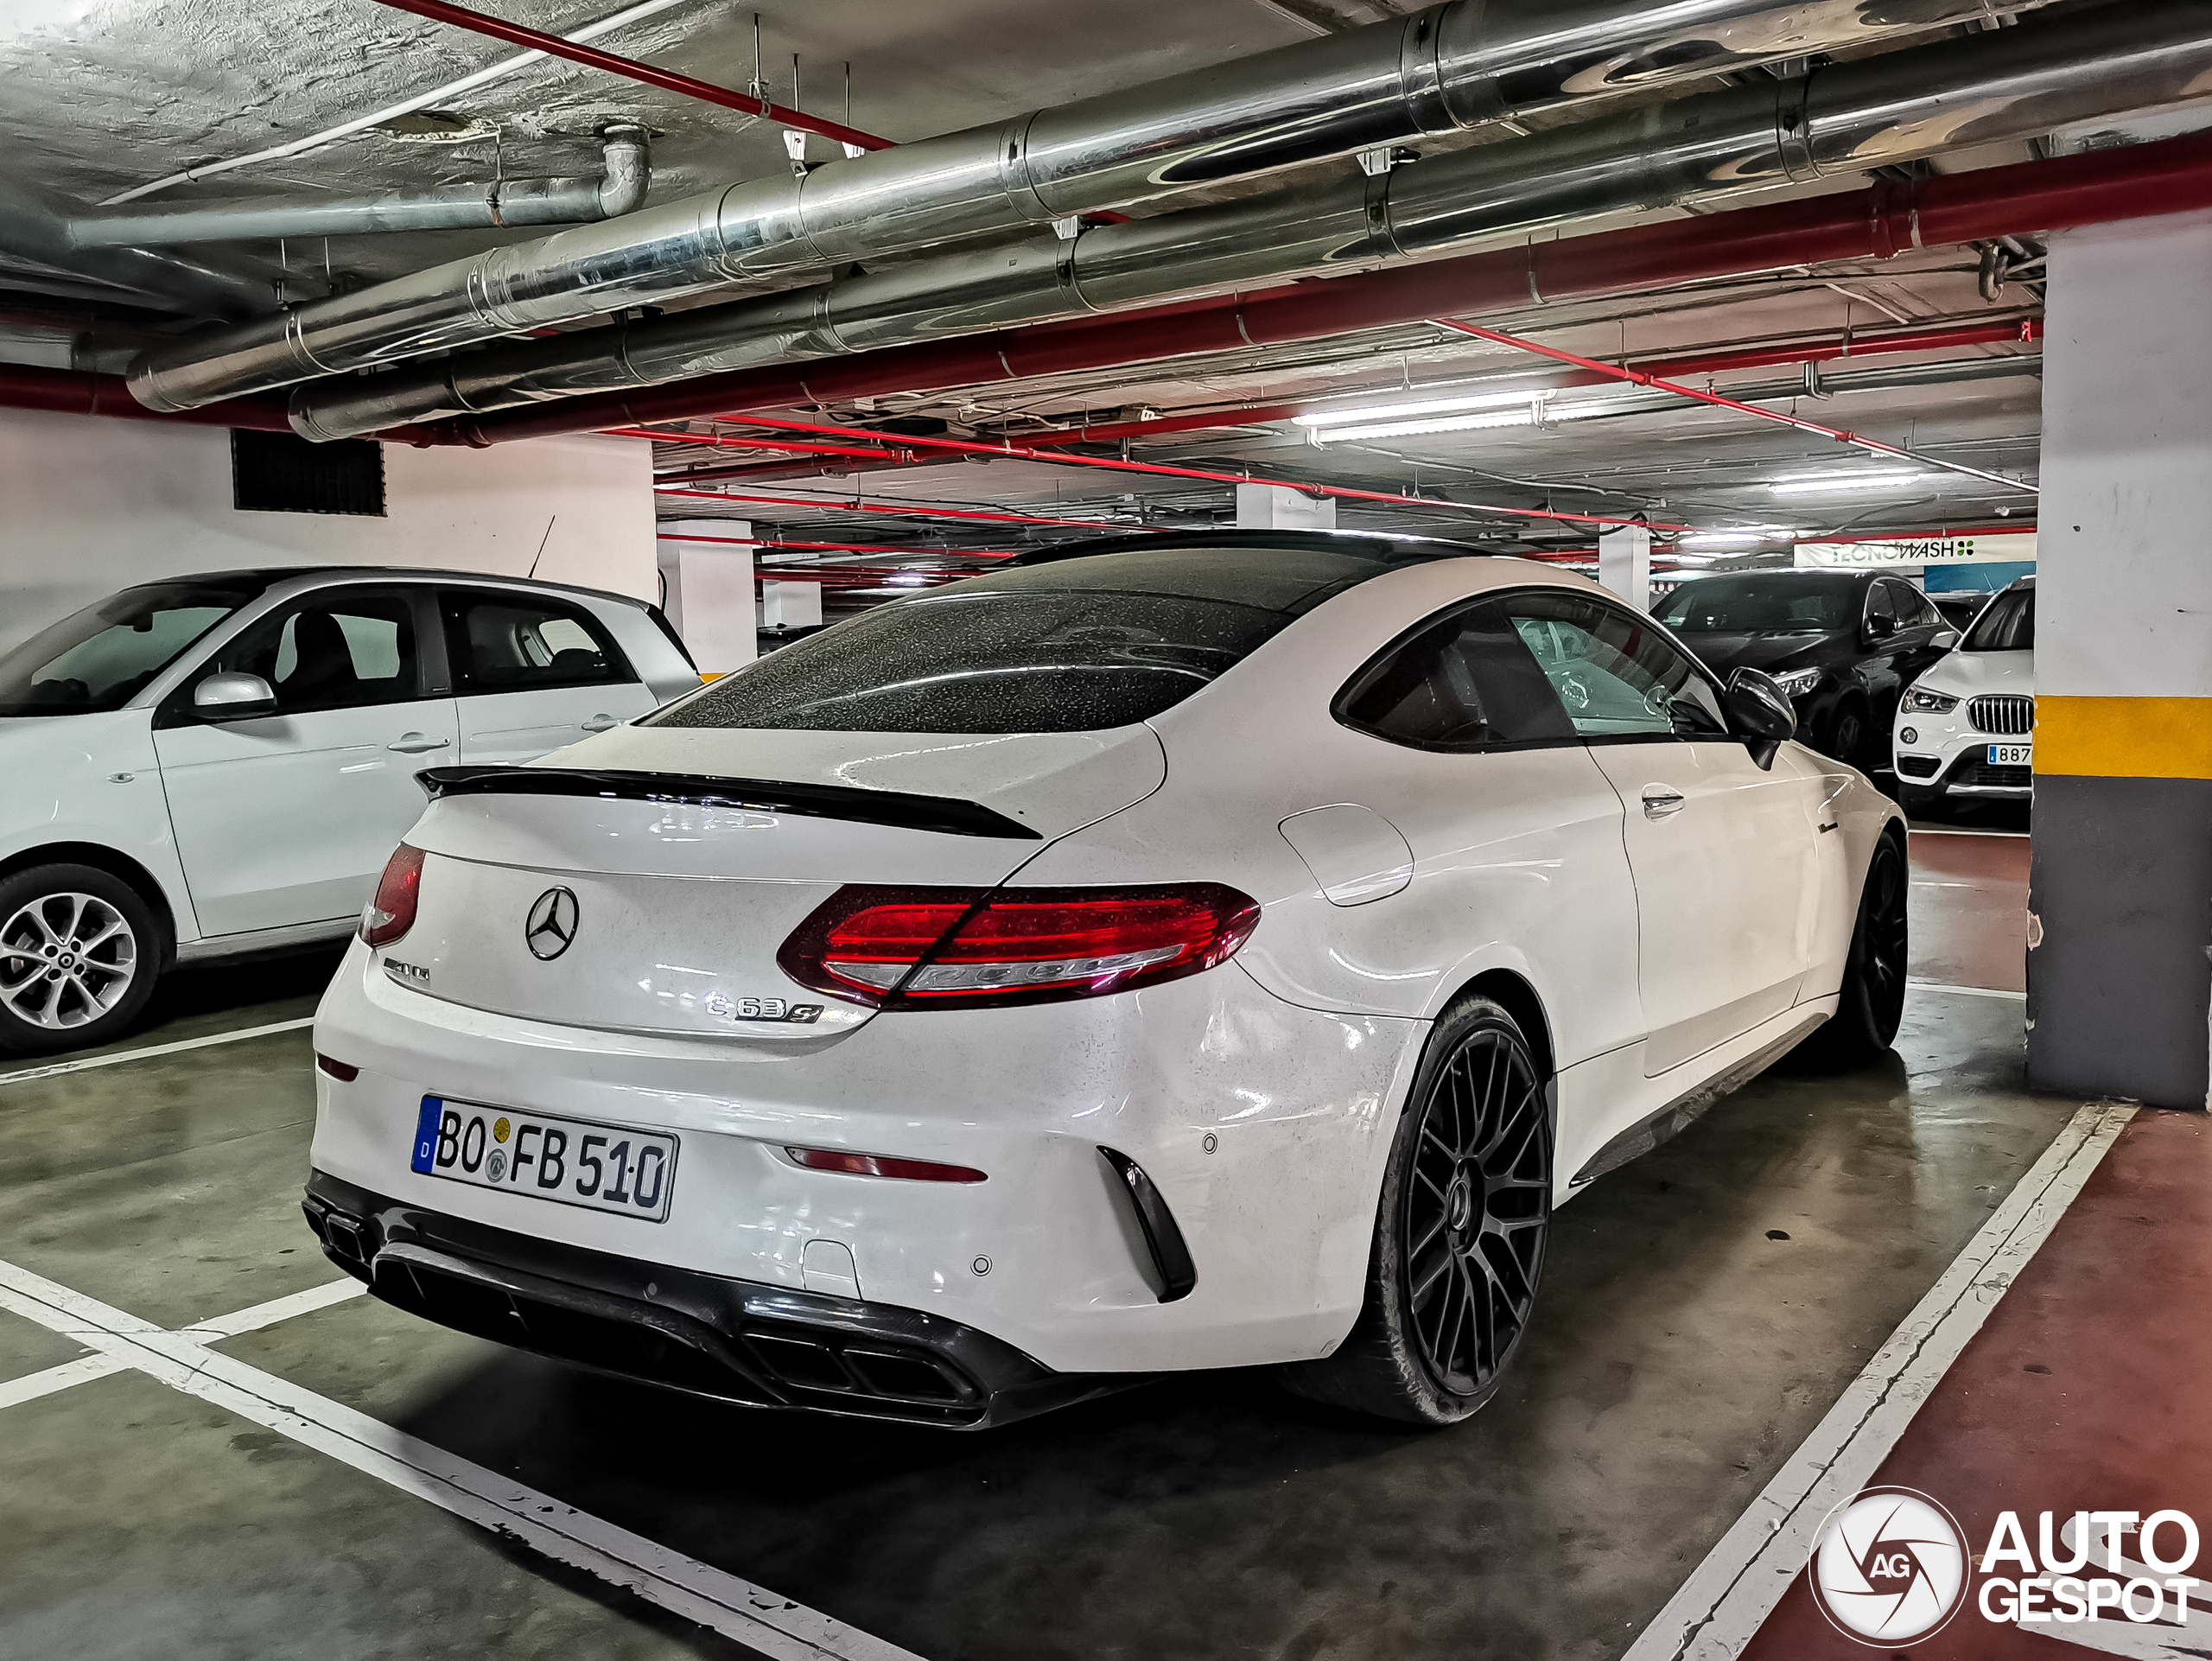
[1433,318,2038,495]
[658,532,1019,560]
[664,413,1692,534]
[0,365,294,430]
[366,0,893,151]
[418,130,2212,449]
[606,425,912,461]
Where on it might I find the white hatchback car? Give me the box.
[0,569,698,1054]
[307,534,1904,1429]
[1891,576,2034,814]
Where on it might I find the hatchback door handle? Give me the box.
[1641,786,1687,819]
[580,714,620,733]
[386,733,451,754]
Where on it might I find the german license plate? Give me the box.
[410,1098,677,1222]
[1987,743,2031,766]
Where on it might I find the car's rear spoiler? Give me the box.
[416,767,1044,842]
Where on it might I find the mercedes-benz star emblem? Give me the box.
[524,888,580,961]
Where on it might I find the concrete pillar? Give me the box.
[1599,523,1652,612]
[655,519,758,677]
[2029,208,2212,1110]
[1236,482,1336,530]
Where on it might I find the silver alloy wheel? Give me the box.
[0,891,139,1031]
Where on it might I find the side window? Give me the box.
[196,592,423,714]
[1892,582,1938,627]
[442,591,633,695]
[1498,592,1728,741]
[1335,599,1577,752]
[1866,582,1897,626]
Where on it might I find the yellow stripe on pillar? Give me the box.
[2036,696,2212,780]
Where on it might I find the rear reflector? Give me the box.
[785,1146,988,1183]
[779,883,1261,1010]
[360,843,424,948]
[315,1054,360,1082]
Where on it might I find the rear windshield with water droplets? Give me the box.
[645,545,1390,735]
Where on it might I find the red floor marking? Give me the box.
[1735,1109,2212,1658]
[1910,830,2031,993]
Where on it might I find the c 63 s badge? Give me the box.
[704,993,823,1024]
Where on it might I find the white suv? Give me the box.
[1891,576,2034,814]
[0,569,699,1054]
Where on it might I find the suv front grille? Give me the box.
[1949,759,2032,792]
[1967,694,2034,735]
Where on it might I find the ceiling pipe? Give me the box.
[659,413,1693,531]
[1436,316,2038,492]
[129,0,2050,414]
[287,2,2210,442]
[644,320,2042,489]
[68,128,651,249]
[368,0,892,152]
[0,366,293,430]
[409,123,2212,450]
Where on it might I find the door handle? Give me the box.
[1641,786,1687,819]
[580,714,620,733]
[386,733,452,754]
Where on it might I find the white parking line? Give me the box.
[177,1275,366,1340]
[1622,1099,2134,1661]
[0,1279,367,1413]
[1908,979,2028,1002]
[0,1352,129,1410]
[0,1017,315,1090]
[0,1257,921,1661]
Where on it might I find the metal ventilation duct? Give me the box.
[130,0,2055,412]
[69,128,650,248]
[290,0,2212,442]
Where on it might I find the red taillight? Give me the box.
[779,883,1260,1009]
[361,843,424,948]
[785,1146,988,1183]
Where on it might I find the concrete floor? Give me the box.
[0,833,2074,1661]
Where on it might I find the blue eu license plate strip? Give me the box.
[410,1097,443,1174]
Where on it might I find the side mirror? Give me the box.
[1724,666,1797,771]
[1932,628,1961,651]
[1862,612,1897,642]
[191,671,277,722]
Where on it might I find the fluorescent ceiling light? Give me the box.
[1294,386,1540,429]
[1307,391,1637,445]
[1768,469,1927,494]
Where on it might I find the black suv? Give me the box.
[1652,570,1956,763]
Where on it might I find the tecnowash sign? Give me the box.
[1795,531,2037,568]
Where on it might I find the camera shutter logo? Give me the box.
[524,888,581,961]
[1808,1486,1970,1645]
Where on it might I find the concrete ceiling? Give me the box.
[7,0,2210,602]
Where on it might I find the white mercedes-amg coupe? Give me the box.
[305,533,1906,1429]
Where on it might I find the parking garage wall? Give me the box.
[0,410,657,654]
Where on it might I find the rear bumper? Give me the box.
[304,1170,1120,1429]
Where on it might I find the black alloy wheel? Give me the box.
[1279,995,1551,1425]
[1798,830,1910,1066]
[1402,1023,1549,1396]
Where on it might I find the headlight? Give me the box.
[1771,667,1823,698]
[1904,687,1961,714]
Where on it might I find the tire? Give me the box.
[1796,830,1908,1067]
[0,864,162,1056]
[1821,698,1871,767]
[1280,995,1551,1426]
